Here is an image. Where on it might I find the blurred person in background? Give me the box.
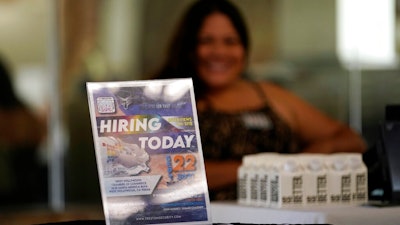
[0,56,47,207]
[150,0,366,200]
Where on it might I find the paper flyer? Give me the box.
[86,78,212,225]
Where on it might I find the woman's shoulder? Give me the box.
[255,80,293,100]
[254,80,302,128]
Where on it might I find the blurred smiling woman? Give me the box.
[152,0,366,200]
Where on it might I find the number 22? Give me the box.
[173,154,196,171]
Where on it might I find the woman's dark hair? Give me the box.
[153,0,250,98]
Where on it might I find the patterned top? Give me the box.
[197,82,300,200]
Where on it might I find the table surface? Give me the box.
[2,202,399,225]
[210,201,400,225]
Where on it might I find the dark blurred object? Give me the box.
[35,221,105,225]
[385,104,400,121]
[0,56,47,207]
[0,58,23,108]
[364,104,400,205]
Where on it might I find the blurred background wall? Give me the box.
[0,0,399,218]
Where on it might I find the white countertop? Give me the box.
[210,201,400,225]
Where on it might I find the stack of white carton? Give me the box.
[237,153,368,208]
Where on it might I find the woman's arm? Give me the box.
[0,107,45,147]
[262,82,367,154]
[300,124,367,153]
